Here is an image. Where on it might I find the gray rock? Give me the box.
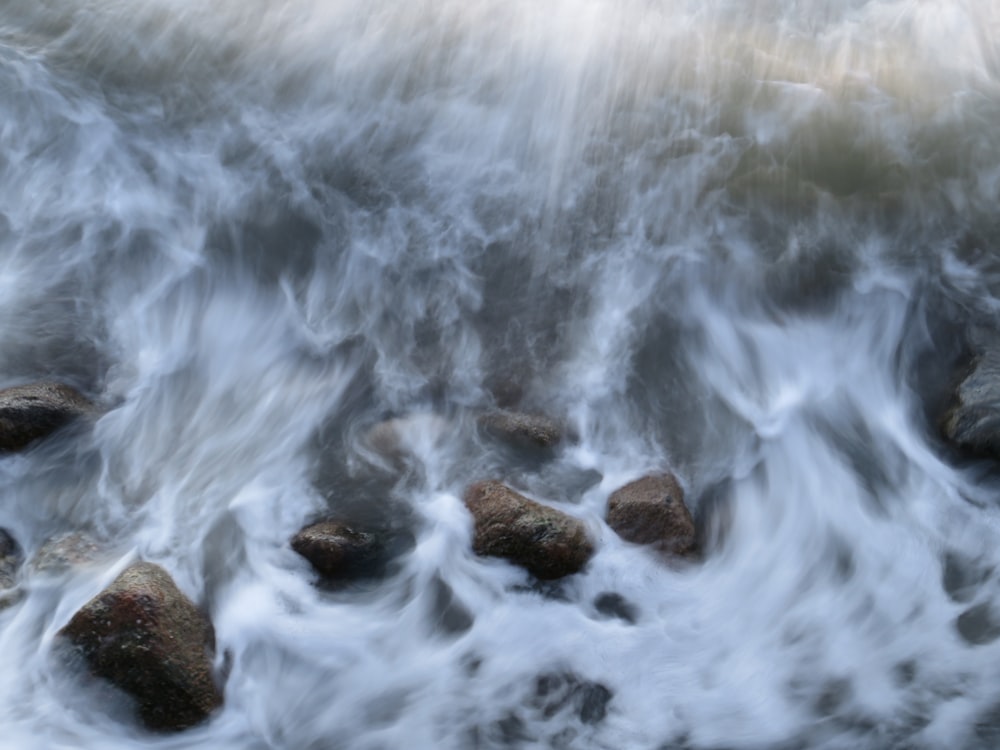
[942,351,1000,459]
[477,411,564,452]
[606,473,696,556]
[0,382,93,452]
[32,531,102,574]
[463,481,593,580]
[57,561,222,732]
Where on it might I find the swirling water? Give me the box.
[0,0,999,747]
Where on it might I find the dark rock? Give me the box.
[942,351,1000,459]
[477,411,564,452]
[593,592,638,624]
[33,531,102,573]
[531,671,613,725]
[956,602,1000,646]
[0,529,21,589]
[291,520,382,582]
[0,382,93,453]
[463,481,593,580]
[57,561,222,732]
[606,473,696,556]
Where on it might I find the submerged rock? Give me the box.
[463,481,593,580]
[606,473,696,556]
[57,562,222,732]
[0,382,93,453]
[363,413,449,468]
[477,411,564,452]
[942,351,1000,459]
[291,520,382,582]
[32,531,103,574]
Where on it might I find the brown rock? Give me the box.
[463,480,593,580]
[477,410,564,452]
[607,474,696,556]
[57,562,222,732]
[0,382,93,452]
[291,520,381,582]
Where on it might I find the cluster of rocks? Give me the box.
[4,345,996,734]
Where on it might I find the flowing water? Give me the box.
[1,0,999,747]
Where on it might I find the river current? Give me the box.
[1,0,999,748]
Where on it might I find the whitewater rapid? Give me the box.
[0,0,999,747]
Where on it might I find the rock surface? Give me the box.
[0,382,93,452]
[0,529,21,590]
[32,531,102,573]
[463,480,593,580]
[57,562,222,732]
[477,411,563,452]
[291,520,382,582]
[606,473,696,556]
[942,350,1000,459]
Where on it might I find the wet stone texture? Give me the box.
[606,473,697,556]
[942,350,1000,460]
[0,529,21,590]
[463,480,593,580]
[291,520,383,583]
[32,531,103,574]
[57,562,222,732]
[0,382,93,452]
[477,411,564,452]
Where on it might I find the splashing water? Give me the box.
[0,0,999,747]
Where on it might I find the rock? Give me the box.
[57,562,222,732]
[363,413,449,467]
[32,531,102,573]
[606,473,696,556]
[477,410,564,453]
[463,481,593,580]
[942,350,1000,459]
[0,529,21,589]
[291,520,382,582]
[0,382,93,453]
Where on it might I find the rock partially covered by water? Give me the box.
[477,411,564,452]
[32,531,103,574]
[291,520,382,582]
[57,562,222,732]
[0,382,93,452]
[463,481,593,580]
[0,529,22,607]
[606,473,696,556]
[942,351,1000,459]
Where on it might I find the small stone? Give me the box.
[0,382,93,453]
[32,531,102,574]
[463,481,593,580]
[57,561,222,732]
[606,473,696,556]
[0,529,21,589]
[477,411,563,452]
[291,520,382,582]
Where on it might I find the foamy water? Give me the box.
[0,0,999,747]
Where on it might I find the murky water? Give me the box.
[1,0,999,747]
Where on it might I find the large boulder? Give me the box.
[463,481,593,580]
[606,473,696,556]
[57,562,222,732]
[0,382,93,452]
[291,520,382,582]
[942,350,1000,459]
[477,411,564,453]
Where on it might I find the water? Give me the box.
[0,0,999,747]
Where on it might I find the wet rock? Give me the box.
[606,473,696,556]
[0,382,93,453]
[531,672,613,725]
[477,410,564,452]
[363,413,449,467]
[291,520,382,582]
[942,350,1000,459]
[0,529,21,589]
[57,561,222,732]
[32,531,102,574]
[0,529,22,607]
[592,592,638,625]
[463,481,593,580]
[956,602,1000,646]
